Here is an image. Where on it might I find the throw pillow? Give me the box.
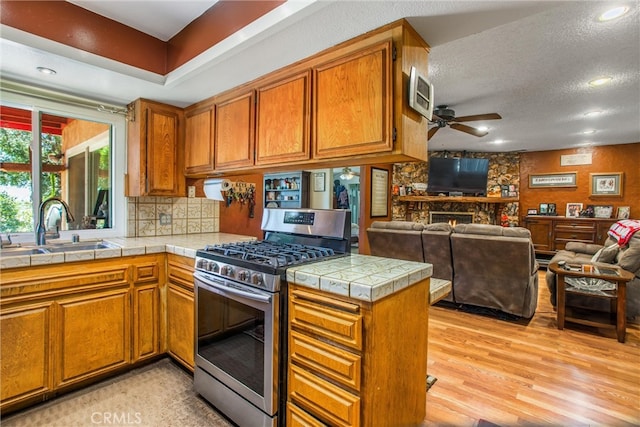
[590,243,619,264]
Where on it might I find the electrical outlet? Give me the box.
[188,186,196,198]
[159,213,172,226]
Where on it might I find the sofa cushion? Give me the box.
[565,241,602,255]
[370,221,424,231]
[424,222,452,232]
[590,243,619,264]
[453,223,503,236]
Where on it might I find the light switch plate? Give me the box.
[188,186,196,198]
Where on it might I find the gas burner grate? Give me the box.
[203,241,335,267]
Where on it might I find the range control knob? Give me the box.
[208,262,219,273]
[237,270,249,282]
[251,273,264,287]
[196,258,207,269]
[220,265,234,277]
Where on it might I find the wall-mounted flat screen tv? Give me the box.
[427,157,489,195]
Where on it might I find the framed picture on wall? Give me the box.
[566,203,583,218]
[590,172,623,196]
[370,168,389,217]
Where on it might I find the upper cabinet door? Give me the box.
[255,70,311,166]
[214,89,255,171]
[184,104,215,176]
[146,105,183,195]
[313,40,393,160]
[126,99,184,197]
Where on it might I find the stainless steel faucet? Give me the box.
[36,197,75,245]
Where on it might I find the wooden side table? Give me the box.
[549,261,634,343]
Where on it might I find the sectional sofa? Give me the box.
[367,221,539,318]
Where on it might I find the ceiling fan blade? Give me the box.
[450,123,488,137]
[453,113,502,122]
[428,126,440,140]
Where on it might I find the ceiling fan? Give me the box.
[428,105,501,140]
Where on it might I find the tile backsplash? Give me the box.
[127,197,219,237]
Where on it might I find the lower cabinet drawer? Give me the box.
[287,402,328,427]
[289,364,360,427]
[290,292,362,351]
[554,230,595,241]
[290,330,361,390]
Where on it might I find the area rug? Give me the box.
[2,358,233,427]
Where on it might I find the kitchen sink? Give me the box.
[1,241,120,257]
[42,241,120,253]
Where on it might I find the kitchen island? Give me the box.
[286,255,434,426]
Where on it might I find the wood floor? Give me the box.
[424,271,640,426]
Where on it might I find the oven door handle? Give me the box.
[195,272,272,303]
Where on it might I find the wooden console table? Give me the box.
[524,216,617,267]
[549,261,634,342]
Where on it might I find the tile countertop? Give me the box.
[0,233,256,270]
[286,254,434,302]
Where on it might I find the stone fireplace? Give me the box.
[429,211,475,226]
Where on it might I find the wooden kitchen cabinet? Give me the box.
[287,280,429,427]
[184,103,215,176]
[126,98,185,196]
[255,70,311,166]
[56,288,131,387]
[166,254,196,371]
[0,254,164,414]
[0,302,54,409]
[131,261,162,363]
[214,88,255,171]
[313,41,393,160]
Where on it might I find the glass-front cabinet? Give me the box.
[263,172,309,209]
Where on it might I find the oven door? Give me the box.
[194,271,279,415]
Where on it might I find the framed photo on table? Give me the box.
[566,202,583,218]
[590,172,623,196]
[616,206,630,219]
[593,205,613,219]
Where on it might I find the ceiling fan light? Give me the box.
[477,126,489,132]
[340,167,354,180]
[588,76,612,87]
[584,110,603,117]
[493,139,504,144]
[582,129,596,135]
[598,6,629,21]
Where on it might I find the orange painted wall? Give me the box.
[519,143,639,221]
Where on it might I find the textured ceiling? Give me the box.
[1,1,638,154]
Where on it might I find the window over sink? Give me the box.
[0,87,126,243]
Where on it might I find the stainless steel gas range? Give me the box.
[193,208,351,427]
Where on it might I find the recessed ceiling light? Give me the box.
[588,76,612,87]
[493,139,504,144]
[584,110,603,117]
[582,129,596,135]
[477,126,489,132]
[36,66,57,75]
[599,6,629,21]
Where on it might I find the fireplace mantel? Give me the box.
[398,196,518,203]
